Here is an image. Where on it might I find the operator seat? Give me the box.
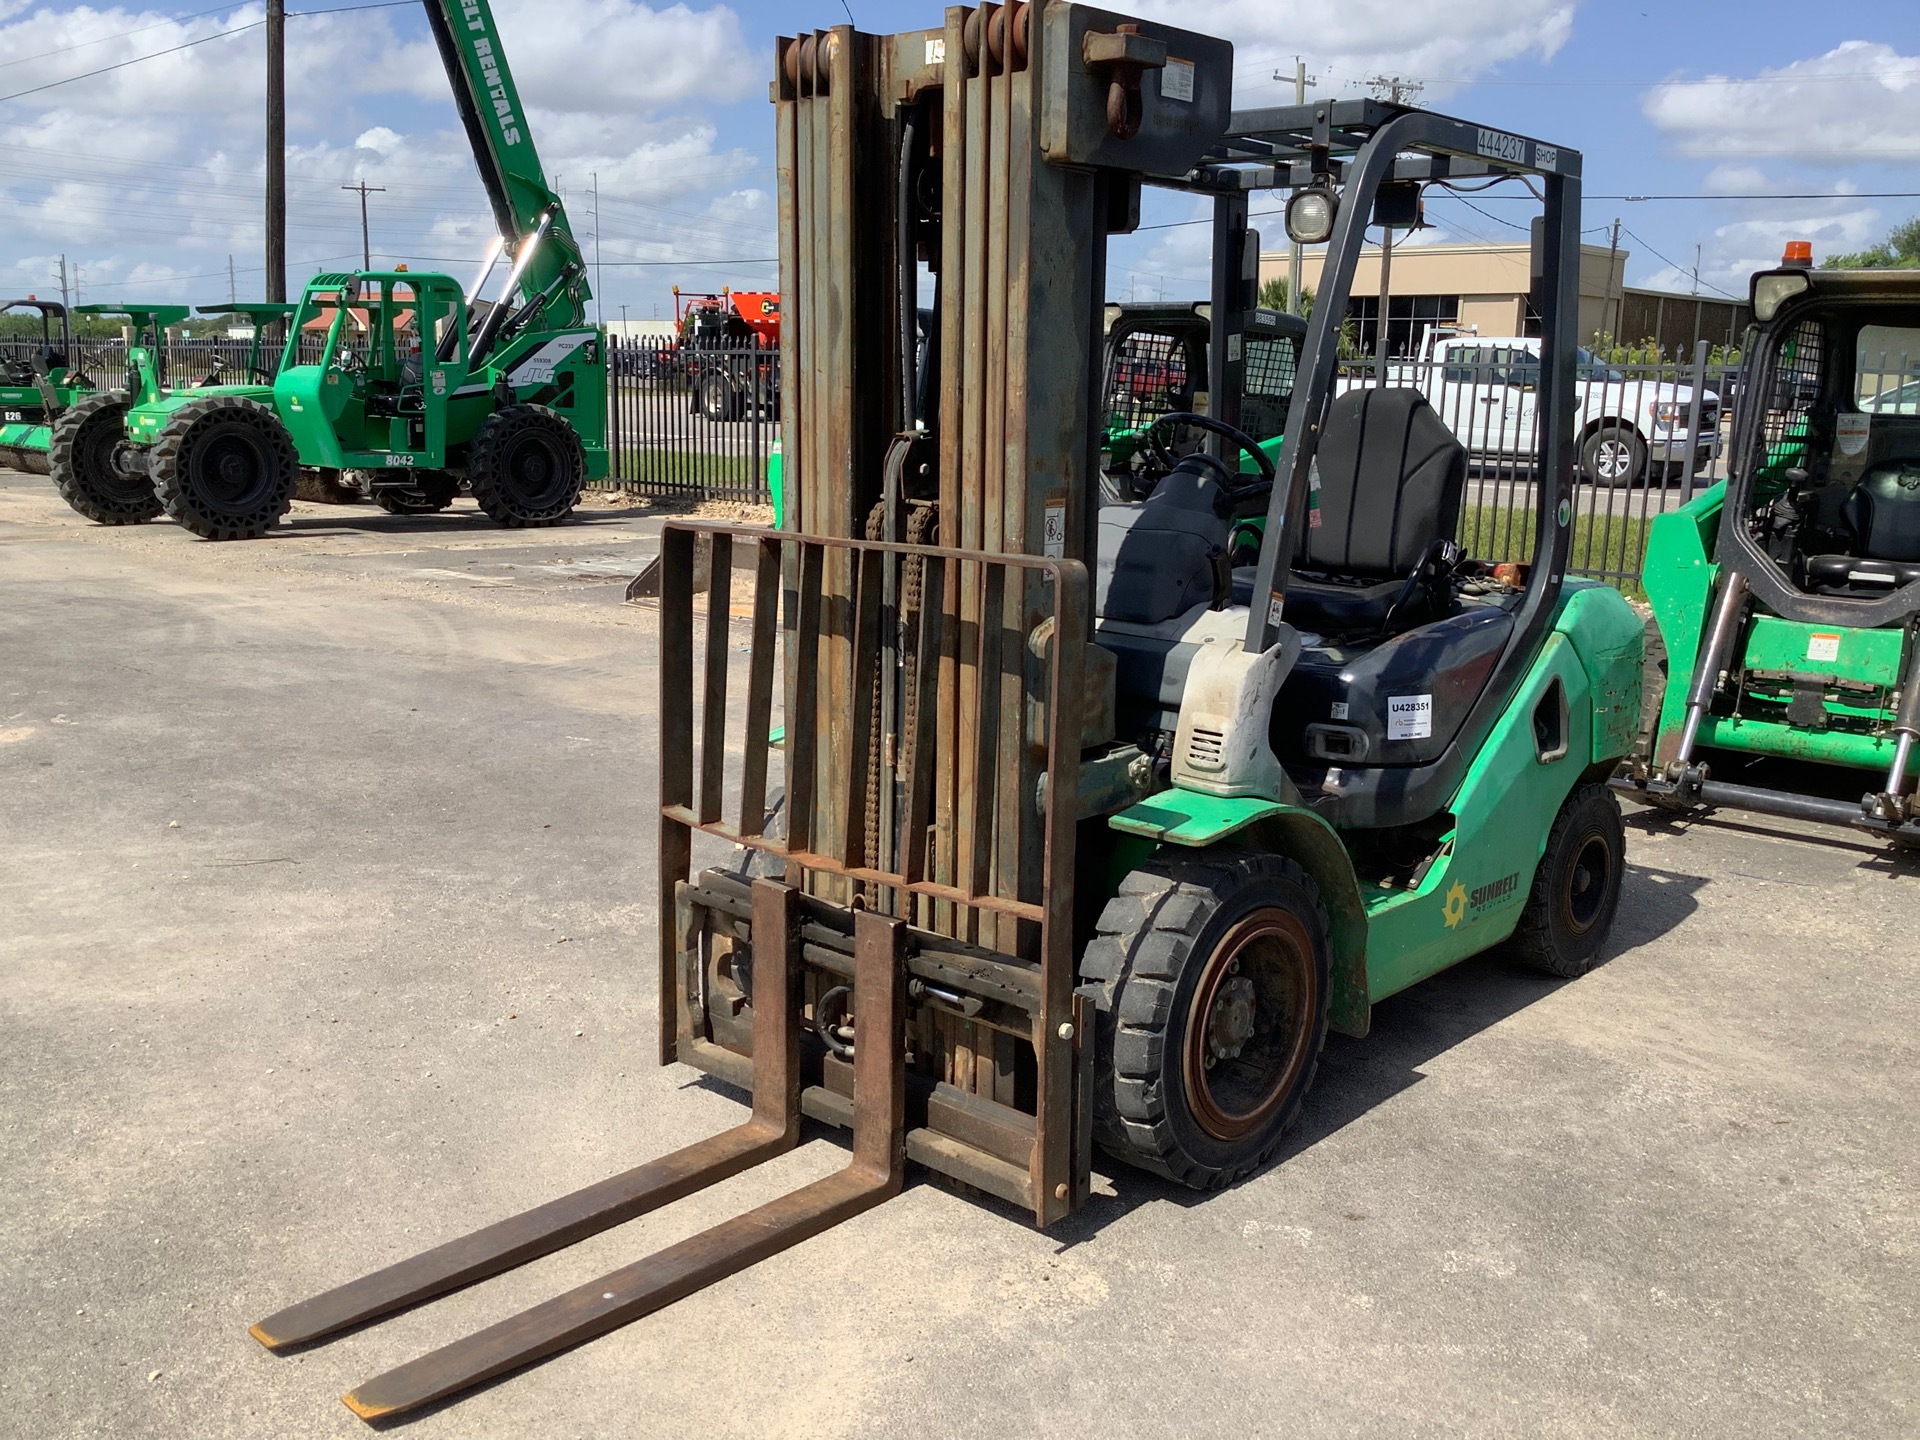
[1282,387,1467,637]
[1804,459,1920,592]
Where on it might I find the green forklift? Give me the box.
[51,0,608,540]
[249,8,1641,1420]
[0,298,95,475]
[1622,245,1920,844]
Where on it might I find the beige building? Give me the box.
[1260,240,1626,356]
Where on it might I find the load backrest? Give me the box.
[1298,387,1466,577]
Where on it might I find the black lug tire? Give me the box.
[374,468,460,515]
[150,396,299,540]
[466,404,585,528]
[49,392,158,524]
[1506,783,1626,979]
[1080,850,1331,1190]
[1579,425,1647,489]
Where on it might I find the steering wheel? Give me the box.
[1145,411,1276,489]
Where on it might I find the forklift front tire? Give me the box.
[467,404,585,528]
[50,392,159,525]
[1505,782,1626,979]
[1081,851,1331,1190]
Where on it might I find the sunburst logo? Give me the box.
[1442,881,1469,929]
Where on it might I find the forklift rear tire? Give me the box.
[49,392,159,524]
[1081,851,1331,1190]
[467,405,584,527]
[150,396,299,540]
[1505,783,1626,979]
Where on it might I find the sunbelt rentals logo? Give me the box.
[1442,871,1521,929]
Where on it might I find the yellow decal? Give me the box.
[1442,882,1468,929]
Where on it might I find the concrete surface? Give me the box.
[1,470,1914,1440]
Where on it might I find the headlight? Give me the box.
[1752,271,1810,322]
[1649,399,1686,430]
[1286,185,1338,245]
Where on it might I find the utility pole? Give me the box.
[341,181,386,270]
[1603,217,1620,349]
[1365,74,1423,374]
[591,171,604,327]
[54,255,70,309]
[1273,57,1317,316]
[1691,243,1701,296]
[265,0,286,301]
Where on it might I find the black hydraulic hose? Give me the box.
[898,114,917,433]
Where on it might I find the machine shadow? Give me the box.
[265,505,656,539]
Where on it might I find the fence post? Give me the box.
[1680,338,1710,503]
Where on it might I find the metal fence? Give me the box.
[603,334,778,504]
[0,335,278,388]
[1330,340,1738,591]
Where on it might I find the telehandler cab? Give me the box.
[251,6,1640,1420]
[0,298,94,475]
[1621,246,1920,845]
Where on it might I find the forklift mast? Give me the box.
[421,0,591,330]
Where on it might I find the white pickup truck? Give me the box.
[1348,332,1721,486]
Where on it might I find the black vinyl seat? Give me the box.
[1806,459,1920,594]
[1284,387,1467,636]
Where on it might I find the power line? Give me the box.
[1620,226,1740,300]
[0,22,264,104]
[0,1,415,105]
[0,3,238,72]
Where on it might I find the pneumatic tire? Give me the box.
[150,396,298,539]
[1505,783,1626,979]
[466,404,584,527]
[1578,425,1647,488]
[50,392,158,524]
[1080,850,1331,1190]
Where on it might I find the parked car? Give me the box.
[1346,329,1722,486]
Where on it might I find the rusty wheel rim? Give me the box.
[1559,831,1614,937]
[1182,908,1318,1142]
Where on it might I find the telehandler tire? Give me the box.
[150,396,299,540]
[1506,782,1625,979]
[467,404,584,527]
[1081,850,1331,1190]
[49,392,160,524]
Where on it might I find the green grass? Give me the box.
[600,448,763,489]
[1459,503,1652,599]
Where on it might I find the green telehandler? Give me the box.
[51,0,607,540]
[0,298,96,475]
[249,8,1641,1422]
[1620,244,1920,845]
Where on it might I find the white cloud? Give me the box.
[1627,200,1887,297]
[0,0,765,310]
[1643,41,1920,159]
[1124,0,1577,98]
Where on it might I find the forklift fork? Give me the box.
[249,884,907,1421]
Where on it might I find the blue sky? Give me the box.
[1,0,1913,322]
